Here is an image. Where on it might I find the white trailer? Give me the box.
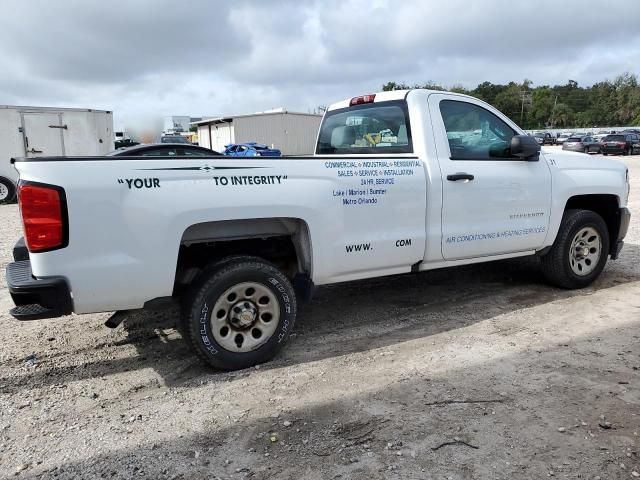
[0,106,114,202]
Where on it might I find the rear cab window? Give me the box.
[316,100,412,154]
[604,135,625,142]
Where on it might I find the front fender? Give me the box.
[542,151,628,248]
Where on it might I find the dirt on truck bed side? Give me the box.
[0,158,639,480]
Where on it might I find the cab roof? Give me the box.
[326,89,465,111]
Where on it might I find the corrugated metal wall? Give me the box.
[197,125,210,149]
[234,113,322,155]
[199,123,235,152]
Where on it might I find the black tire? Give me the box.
[603,152,608,156]
[583,147,589,154]
[540,209,610,289]
[624,147,631,156]
[0,176,16,204]
[181,256,297,370]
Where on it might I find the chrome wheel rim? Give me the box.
[211,282,279,352]
[0,183,8,201]
[569,227,601,276]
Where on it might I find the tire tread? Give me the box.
[540,209,609,289]
[181,256,296,370]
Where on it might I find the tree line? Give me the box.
[382,73,640,129]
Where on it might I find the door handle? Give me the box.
[28,147,43,154]
[447,173,474,182]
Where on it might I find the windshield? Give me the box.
[316,100,412,154]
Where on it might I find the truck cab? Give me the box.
[318,90,628,267]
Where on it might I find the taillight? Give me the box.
[350,94,376,106]
[18,182,68,253]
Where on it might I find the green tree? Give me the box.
[382,73,640,127]
[551,103,573,128]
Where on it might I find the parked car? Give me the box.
[555,132,574,145]
[114,139,140,150]
[6,89,631,371]
[224,143,281,157]
[160,135,191,144]
[562,135,601,154]
[108,143,220,157]
[532,132,555,145]
[600,133,639,156]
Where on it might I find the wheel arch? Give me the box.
[173,217,313,294]
[563,194,621,255]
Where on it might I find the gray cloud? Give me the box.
[0,0,638,128]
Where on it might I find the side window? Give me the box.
[439,100,516,160]
[140,148,177,157]
[181,148,210,157]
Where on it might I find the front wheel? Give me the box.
[182,257,297,370]
[0,176,16,204]
[540,209,610,289]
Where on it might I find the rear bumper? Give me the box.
[611,207,631,260]
[6,259,73,320]
[601,147,625,154]
[562,145,585,152]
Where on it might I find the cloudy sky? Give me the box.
[1,0,639,130]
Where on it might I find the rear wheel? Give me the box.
[181,256,297,370]
[0,177,16,204]
[540,209,609,289]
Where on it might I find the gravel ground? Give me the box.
[0,155,639,479]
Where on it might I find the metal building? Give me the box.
[193,110,323,155]
[163,115,191,134]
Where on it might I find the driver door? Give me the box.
[428,94,552,260]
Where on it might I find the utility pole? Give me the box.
[520,91,532,126]
[549,95,558,128]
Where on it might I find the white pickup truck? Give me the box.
[7,89,631,370]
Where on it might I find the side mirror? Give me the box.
[511,134,541,161]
